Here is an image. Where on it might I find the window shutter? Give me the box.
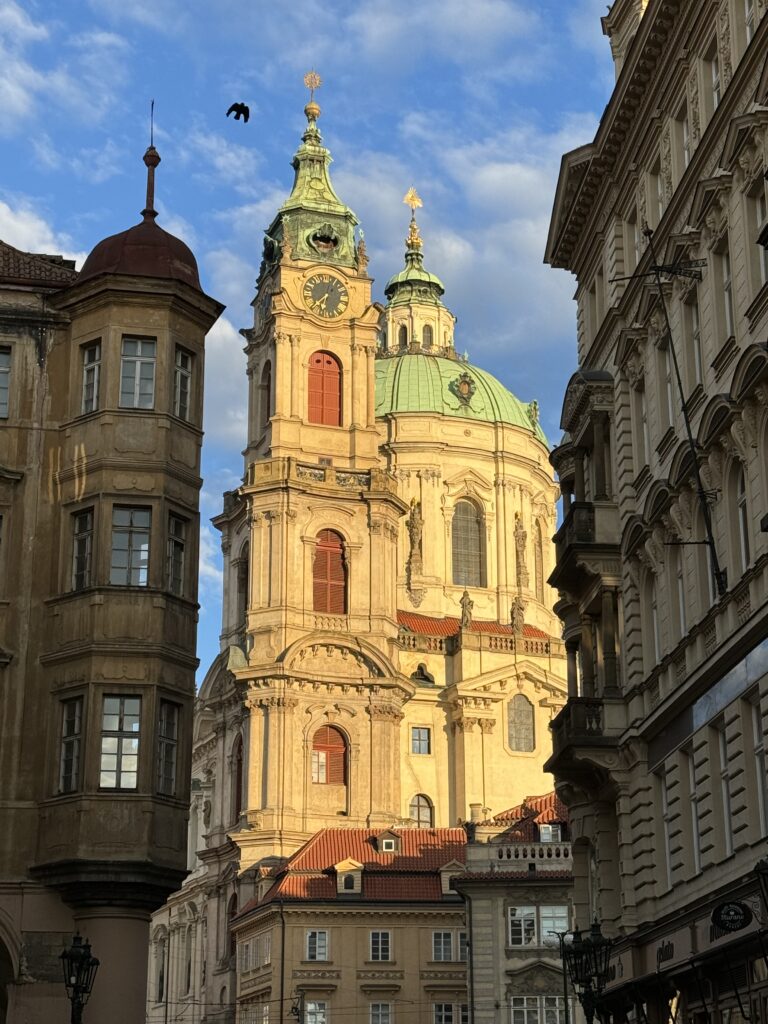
[313,530,347,614]
[308,351,341,426]
[312,726,347,784]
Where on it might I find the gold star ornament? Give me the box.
[403,187,423,211]
[304,70,322,101]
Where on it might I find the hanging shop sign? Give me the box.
[711,901,753,935]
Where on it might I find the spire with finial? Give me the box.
[384,185,449,317]
[403,187,424,251]
[303,69,322,141]
[142,99,160,221]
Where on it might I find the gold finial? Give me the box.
[403,187,422,212]
[403,187,424,250]
[304,70,322,102]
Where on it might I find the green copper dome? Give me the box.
[375,353,547,443]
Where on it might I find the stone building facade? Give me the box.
[147,93,566,1023]
[545,0,768,1021]
[0,149,222,1023]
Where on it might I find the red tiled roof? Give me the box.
[486,792,569,831]
[397,610,549,640]
[289,828,466,871]
[237,829,466,917]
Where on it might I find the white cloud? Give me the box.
[86,0,190,32]
[0,197,87,266]
[199,522,223,592]
[202,315,248,449]
[177,128,264,198]
[204,247,257,313]
[0,2,48,43]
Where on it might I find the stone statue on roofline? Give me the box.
[511,596,526,636]
[460,589,474,629]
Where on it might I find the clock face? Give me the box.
[303,274,349,318]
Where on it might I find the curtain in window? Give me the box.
[308,351,341,426]
[452,500,485,587]
[313,530,347,614]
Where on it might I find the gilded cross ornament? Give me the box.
[304,70,322,101]
[403,187,423,211]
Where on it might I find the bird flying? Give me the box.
[226,102,250,123]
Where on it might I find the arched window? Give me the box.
[451,499,486,587]
[694,508,716,617]
[534,520,544,603]
[184,926,193,994]
[409,794,433,828]
[227,894,238,959]
[642,574,661,671]
[343,874,355,890]
[311,725,347,784]
[308,351,342,426]
[236,541,249,627]
[736,466,750,573]
[156,934,167,1003]
[260,361,271,428]
[508,694,535,752]
[671,544,687,640]
[398,325,408,350]
[313,530,347,614]
[422,324,433,349]
[232,735,244,823]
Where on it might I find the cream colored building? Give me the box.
[0,148,223,1023]
[147,93,566,1022]
[545,0,768,1021]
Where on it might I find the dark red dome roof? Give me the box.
[78,216,201,290]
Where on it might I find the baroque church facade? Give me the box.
[148,93,567,1022]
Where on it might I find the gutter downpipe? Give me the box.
[279,902,286,1024]
[464,888,476,1024]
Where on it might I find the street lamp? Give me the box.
[562,921,614,1024]
[60,933,99,1023]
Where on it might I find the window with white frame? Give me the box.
[174,346,193,420]
[745,0,756,42]
[736,467,751,571]
[715,720,734,857]
[508,906,537,946]
[680,103,690,169]
[110,507,151,586]
[260,931,272,966]
[539,907,569,946]
[686,747,702,874]
[306,1002,327,1024]
[370,931,391,961]
[100,695,140,789]
[411,726,431,754]
[433,1006,454,1024]
[662,343,675,431]
[432,931,453,961]
[307,930,328,961]
[371,1003,391,1024]
[120,336,156,409]
[81,341,101,414]
[0,347,10,418]
[157,700,179,796]
[752,701,767,837]
[539,824,562,843]
[59,696,83,793]
[711,47,721,109]
[660,768,673,889]
[72,509,94,591]
[720,243,735,339]
[683,292,703,389]
[167,513,187,596]
[511,997,567,1024]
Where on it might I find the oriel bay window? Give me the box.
[120,337,156,409]
[110,507,151,586]
[59,696,84,793]
[81,341,101,414]
[72,509,94,591]
[100,695,140,789]
[173,347,192,420]
[157,701,180,796]
[167,514,187,596]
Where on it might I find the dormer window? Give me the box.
[382,839,395,852]
[539,823,562,843]
[343,873,355,890]
[375,831,400,853]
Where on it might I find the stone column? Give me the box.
[593,413,608,500]
[561,480,573,516]
[289,335,300,418]
[565,639,580,699]
[273,331,289,417]
[580,614,595,697]
[351,342,362,427]
[367,703,402,825]
[601,588,619,693]
[574,450,586,502]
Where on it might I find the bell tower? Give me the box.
[216,77,410,861]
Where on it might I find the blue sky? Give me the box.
[0,0,615,679]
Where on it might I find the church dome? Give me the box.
[375,352,547,442]
[78,145,202,291]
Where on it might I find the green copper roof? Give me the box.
[385,215,445,307]
[375,353,547,443]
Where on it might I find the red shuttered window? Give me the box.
[313,530,347,614]
[312,725,347,785]
[308,351,342,426]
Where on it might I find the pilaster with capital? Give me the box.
[367,702,403,822]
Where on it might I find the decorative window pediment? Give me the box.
[615,328,647,389]
[722,113,768,192]
[688,173,733,249]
